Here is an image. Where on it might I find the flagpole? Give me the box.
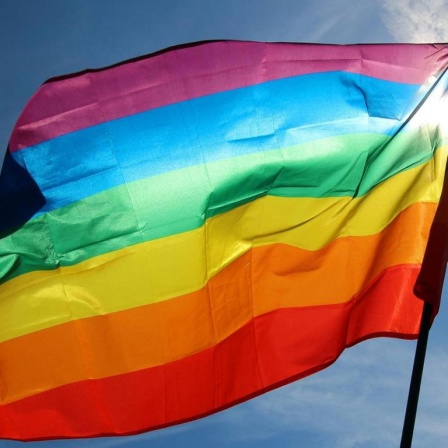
[399,301,433,448]
[400,159,448,448]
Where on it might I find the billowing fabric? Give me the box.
[1,41,448,440]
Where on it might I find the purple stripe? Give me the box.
[9,41,448,152]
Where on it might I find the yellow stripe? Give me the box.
[0,149,445,343]
[0,213,430,405]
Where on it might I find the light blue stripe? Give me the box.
[14,71,421,214]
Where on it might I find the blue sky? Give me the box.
[1,1,448,447]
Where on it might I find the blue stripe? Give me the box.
[14,71,421,214]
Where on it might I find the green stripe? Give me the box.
[0,131,440,283]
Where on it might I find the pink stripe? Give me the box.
[9,41,448,152]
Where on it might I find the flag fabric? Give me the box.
[1,41,448,441]
[414,157,448,317]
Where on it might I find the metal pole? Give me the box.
[401,158,448,446]
[399,301,433,448]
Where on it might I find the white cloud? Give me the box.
[219,338,448,448]
[380,0,448,42]
[298,0,386,44]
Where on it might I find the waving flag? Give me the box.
[1,41,447,440]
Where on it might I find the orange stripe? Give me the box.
[1,265,423,440]
[0,202,433,405]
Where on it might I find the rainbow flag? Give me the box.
[1,41,448,440]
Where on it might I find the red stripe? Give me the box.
[0,265,423,441]
[9,42,446,151]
